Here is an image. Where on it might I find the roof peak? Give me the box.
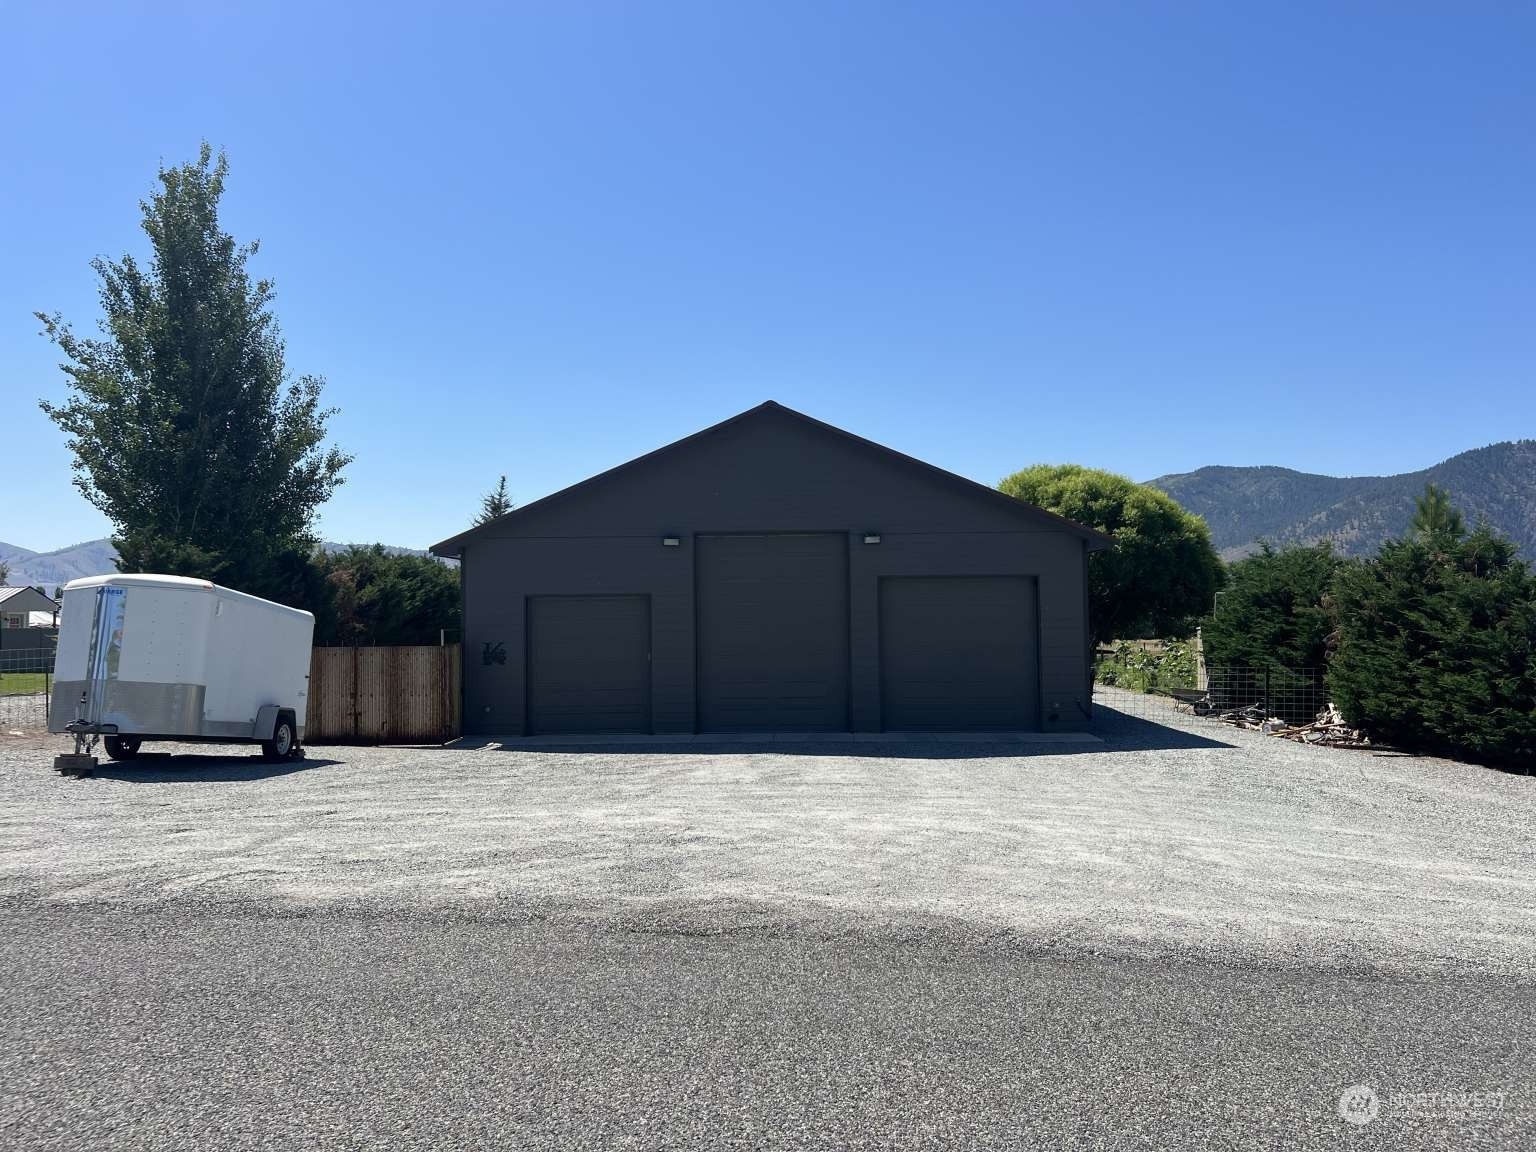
[431,400,1114,555]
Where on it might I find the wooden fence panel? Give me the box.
[307,647,357,741]
[355,648,390,741]
[305,645,460,743]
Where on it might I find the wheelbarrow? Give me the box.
[1163,687,1214,716]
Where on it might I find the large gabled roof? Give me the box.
[431,400,1115,556]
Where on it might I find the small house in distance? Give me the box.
[0,586,60,671]
[432,401,1111,737]
[0,586,58,630]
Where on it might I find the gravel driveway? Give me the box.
[3,698,1532,977]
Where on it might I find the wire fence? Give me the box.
[0,648,55,730]
[1096,665,1329,730]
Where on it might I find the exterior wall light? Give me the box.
[662,535,681,547]
[863,533,881,545]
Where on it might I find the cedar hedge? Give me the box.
[1197,489,1536,770]
[1327,524,1536,770]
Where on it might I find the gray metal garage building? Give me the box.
[431,402,1111,736]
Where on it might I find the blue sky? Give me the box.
[3,1,1532,553]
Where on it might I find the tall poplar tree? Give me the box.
[37,144,351,601]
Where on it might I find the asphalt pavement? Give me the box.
[2,903,1528,1150]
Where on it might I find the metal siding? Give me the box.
[471,412,1074,539]
[849,532,1087,732]
[456,410,1095,735]
[463,537,691,735]
[1082,539,1095,717]
[433,403,1110,555]
[696,534,849,732]
[879,576,1040,731]
[528,595,651,734]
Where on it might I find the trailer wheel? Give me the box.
[104,736,141,761]
[262,715,297,762]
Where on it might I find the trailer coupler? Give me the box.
[64,720,117,736]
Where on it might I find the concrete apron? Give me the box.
[451,731,1103,750]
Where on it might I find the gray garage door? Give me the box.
[527,595,650,734]
[697,534,849,732]
[879,576,1040,731]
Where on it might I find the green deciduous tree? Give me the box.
[474,476,514,525]
[37,144,350,603]
[999,464,1224,645]
[1202,543,1345,668]
[1328,520,1536,769]
[311,546,461,647]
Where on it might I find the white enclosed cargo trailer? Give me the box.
[49,574,313,770]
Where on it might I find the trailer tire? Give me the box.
[262,715,297,762]
[104,736,141,761]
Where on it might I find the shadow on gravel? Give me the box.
[463,714,1233,758]
[1088,709,1237,751]
[85,754,343,783]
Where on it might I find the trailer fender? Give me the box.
[254,705,283,742]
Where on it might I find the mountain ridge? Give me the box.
[0,539,436,589]
[0,539,120,588]
[1149,440,1536,560]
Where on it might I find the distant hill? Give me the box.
[0,538,438,588]
[0,539,119,590]
[318,542,431,559]
[1150,441,1536,561]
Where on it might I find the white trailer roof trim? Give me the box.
[62,574,313,621]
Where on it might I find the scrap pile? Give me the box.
[1271,704,1374,748]
[1214,702,1373,748]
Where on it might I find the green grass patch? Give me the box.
[0,672,50,696]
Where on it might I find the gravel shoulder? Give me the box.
[2,700,1533,978]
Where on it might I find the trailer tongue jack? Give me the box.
[54,752,98,777]
[51,684,102,776]
[55,717,108,776]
